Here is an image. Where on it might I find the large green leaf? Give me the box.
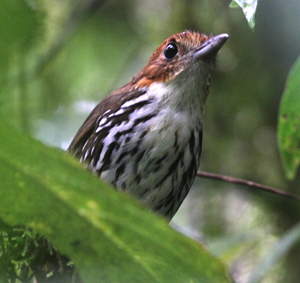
[0,123,231,283]
[278,56,300,180]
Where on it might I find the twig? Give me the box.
[197,171,300,201]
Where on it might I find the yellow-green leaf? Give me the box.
[278,56,300,180]
[0,122,231,283]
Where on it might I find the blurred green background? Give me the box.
[1,0,300,282]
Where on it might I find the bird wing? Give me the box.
[67,83,147,162]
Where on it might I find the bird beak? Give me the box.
[193,33,229,60]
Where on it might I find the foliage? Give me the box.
[0,226,75,283]
[0,123,231,282]
[278,57,300,180]
[230,0,257,30]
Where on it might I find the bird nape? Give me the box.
[68,31,228,220]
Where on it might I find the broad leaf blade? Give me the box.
[0,123,231,283]
[278,56,300,180]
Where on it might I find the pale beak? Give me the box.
[193,34,229,60]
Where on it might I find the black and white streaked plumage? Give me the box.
[68,31,228,219]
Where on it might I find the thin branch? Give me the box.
[197,171,300,201]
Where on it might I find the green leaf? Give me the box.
[278,56,300,180]
[0,122,232,283]
[229,1,240,8]
[229,0,257,30]
[248,222,300,283]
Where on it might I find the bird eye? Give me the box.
[163,43,178,59]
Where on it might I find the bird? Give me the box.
[68,30,228,220]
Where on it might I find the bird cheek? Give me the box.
[136,77,153,88]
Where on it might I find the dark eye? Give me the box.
[163,43,178,59]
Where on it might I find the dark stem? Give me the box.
[197,171,300,201]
